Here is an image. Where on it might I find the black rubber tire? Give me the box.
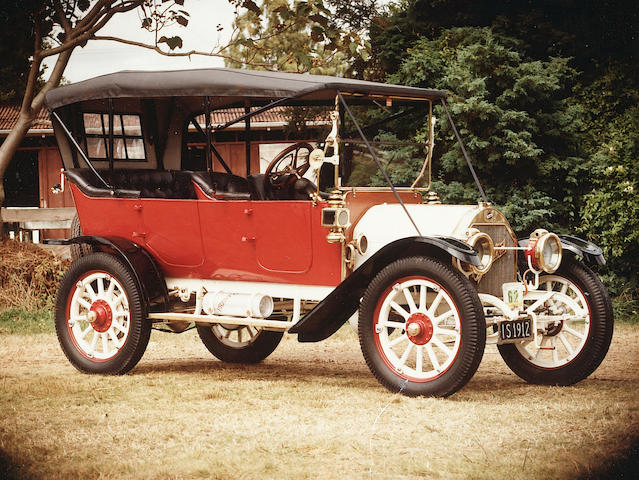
[69,214,95,261]
[359,256,486,397]
[196,324,283,363]
[498,260,614,385]
[55,252,151,374]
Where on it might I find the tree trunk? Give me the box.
[0,48,73,239]
[0,112,35,240]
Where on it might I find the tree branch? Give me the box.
[54,0,73,32]
[70,1,142,41]
[92,35,279,70]
[39,1,142,58]
[31,48,74,113]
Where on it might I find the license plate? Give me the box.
[499,319,533,343]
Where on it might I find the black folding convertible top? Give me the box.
[44,67,446,110]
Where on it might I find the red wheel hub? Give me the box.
[89,299,112,333]
[406,312,433,345]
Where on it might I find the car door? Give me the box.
[251,200,313,273]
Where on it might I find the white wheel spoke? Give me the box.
[563,325,586,340]
[77,298,92,310]
[435,326,459,338]
[427,291,444,317]
[112,321,127,334]
[84,282,97,302]
[107,329,121,348]
[70,315,88,324]
[560,283,568,295]
[557,332,574,356]
[389,334,408,347]
[379,320,406,330]
[431,337,452,356]
[403,288,417,313]
[89,331,99,355]
[246,327,257,340]
[546,282,552,291]
[389,301,410,320]
[237,329,243,343]
[534,337,545,361]
[79,325,93,339]
[551,338,559,364]
[415,345,423,373]
[101,333,109,354]
[398,343,413,368]
[106,278,115,297]
[419,285,427,311]
[425,344,440,372]
[97,277,105,296]
[433,310,454,326]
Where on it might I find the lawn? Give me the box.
[0,322,638,479]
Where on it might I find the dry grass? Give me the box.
[0,324,638,480]
[0,240,70,311]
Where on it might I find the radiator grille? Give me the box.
[473,223,517,297]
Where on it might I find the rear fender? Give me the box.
[289,236,479,342]
[57,236,169,314]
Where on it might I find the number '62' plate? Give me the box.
[499,319,533,343]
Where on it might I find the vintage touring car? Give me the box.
[44,68,613,397]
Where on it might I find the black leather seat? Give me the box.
[66,169,197,199]
[190,171,251,200]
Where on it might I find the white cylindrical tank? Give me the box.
[201,291,274,318]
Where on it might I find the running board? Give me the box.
[147,312,292,331]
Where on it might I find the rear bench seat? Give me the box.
[66,169,197,199]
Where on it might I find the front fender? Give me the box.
[558,235,605,266]
[517,235,605,267]
[289,236,479,342]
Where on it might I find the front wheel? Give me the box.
[498,260,613,385]
[359,257,486,397]
[55,252,151,374]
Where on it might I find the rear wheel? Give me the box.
[498,260,613,385]
[196,323,283,363]
[69,214,95,261]
[55,252,150,374]
[359,257,485,397]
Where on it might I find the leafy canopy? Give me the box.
[388,27,585,233]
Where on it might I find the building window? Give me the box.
[82,113,146,161]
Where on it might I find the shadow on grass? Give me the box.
[577,438,639,479]
[131,355,634,402]
[133,357,373,385]
[0,449,19,480]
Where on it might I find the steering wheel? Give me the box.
[264,142,314,180]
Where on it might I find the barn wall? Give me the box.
[38,147,74,238]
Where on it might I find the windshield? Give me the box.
[336,101,433,190]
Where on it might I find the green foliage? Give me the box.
[224,0,370,74]
[0,308,53,335]
[611,294,639,325]
[388,27,584,235]
[581,103,639,293]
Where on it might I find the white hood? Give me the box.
[351,203,487,268]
